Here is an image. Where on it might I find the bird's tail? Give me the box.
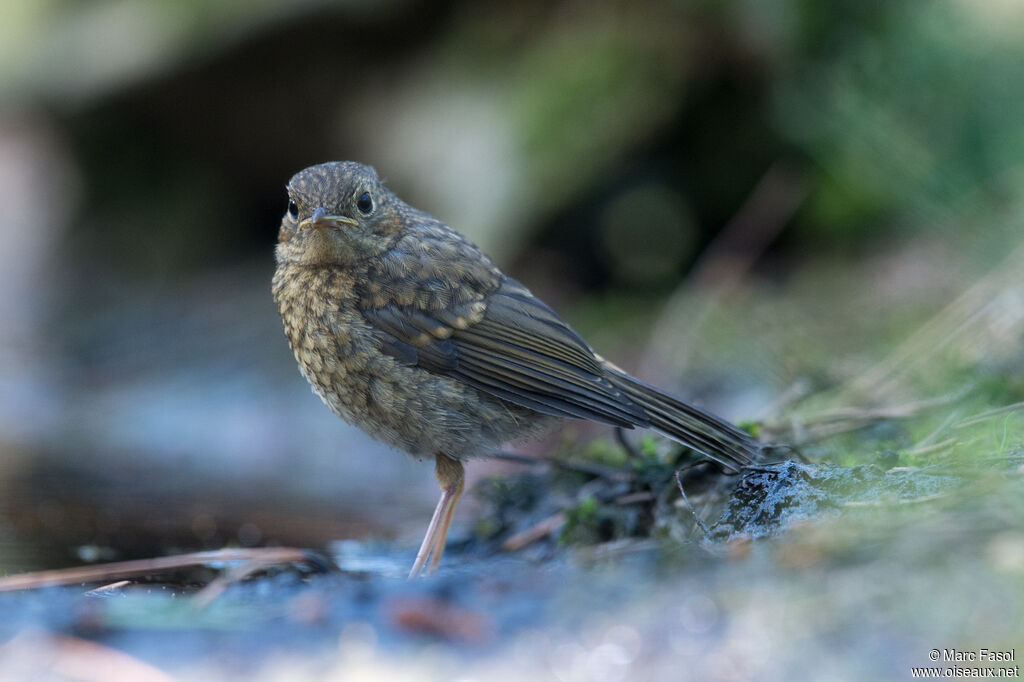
[604,368,763,472]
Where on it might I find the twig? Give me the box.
[575,538,660,561]
[954,401,1024,428]
[557,458,632,481]
[799,392,963,424]
[500,513,566,552]
[906,438,958,457]
[489,450,548,466]
[0,547,330,593]
[911,409,965,450]
[193,560,270,608]
[614,427,642,460]
[755,378,814,425]
[780,390,967,445]
[491,449,629,480]
[613,491,655,505]
[84,580,132,595]
[675,469,711,538]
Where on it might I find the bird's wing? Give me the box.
[361,274,649,428]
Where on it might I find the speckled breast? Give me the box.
[272,264,548,460]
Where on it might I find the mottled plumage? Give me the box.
[272,161,763,576]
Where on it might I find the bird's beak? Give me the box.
[298,207,359,230]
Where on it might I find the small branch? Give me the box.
[954,401,1024,428]
[84,580,132,595]
[755,378,814,425]
[905,438,958,457]
[613,491,655,505]
[491,449,629,480]
[500,513,566,552]
[614,428,642,460]
[489,450,547,466]
[0,547,330,593]
[776,390,968,445]
[675,469,711,538]
[194,560,272,608]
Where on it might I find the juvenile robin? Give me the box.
[272,161,763,577]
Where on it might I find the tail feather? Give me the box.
[606,369,762,472]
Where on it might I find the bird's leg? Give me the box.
[408,454,465,578]
[428,456,465,572]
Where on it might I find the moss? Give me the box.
[561,495,622,546]
[580,438,629,468]
[640,436,660,459]
[736,420,762,438]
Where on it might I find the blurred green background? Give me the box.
[2,3,1024,673]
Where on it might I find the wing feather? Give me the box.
[361,276,648,427]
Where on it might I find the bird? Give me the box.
[272,161,764,577]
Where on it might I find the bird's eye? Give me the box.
[357,192,373,215]
[287,199,299,220]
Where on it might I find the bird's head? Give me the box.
[276,161,401,267]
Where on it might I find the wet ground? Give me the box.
[2,451,1021,682]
